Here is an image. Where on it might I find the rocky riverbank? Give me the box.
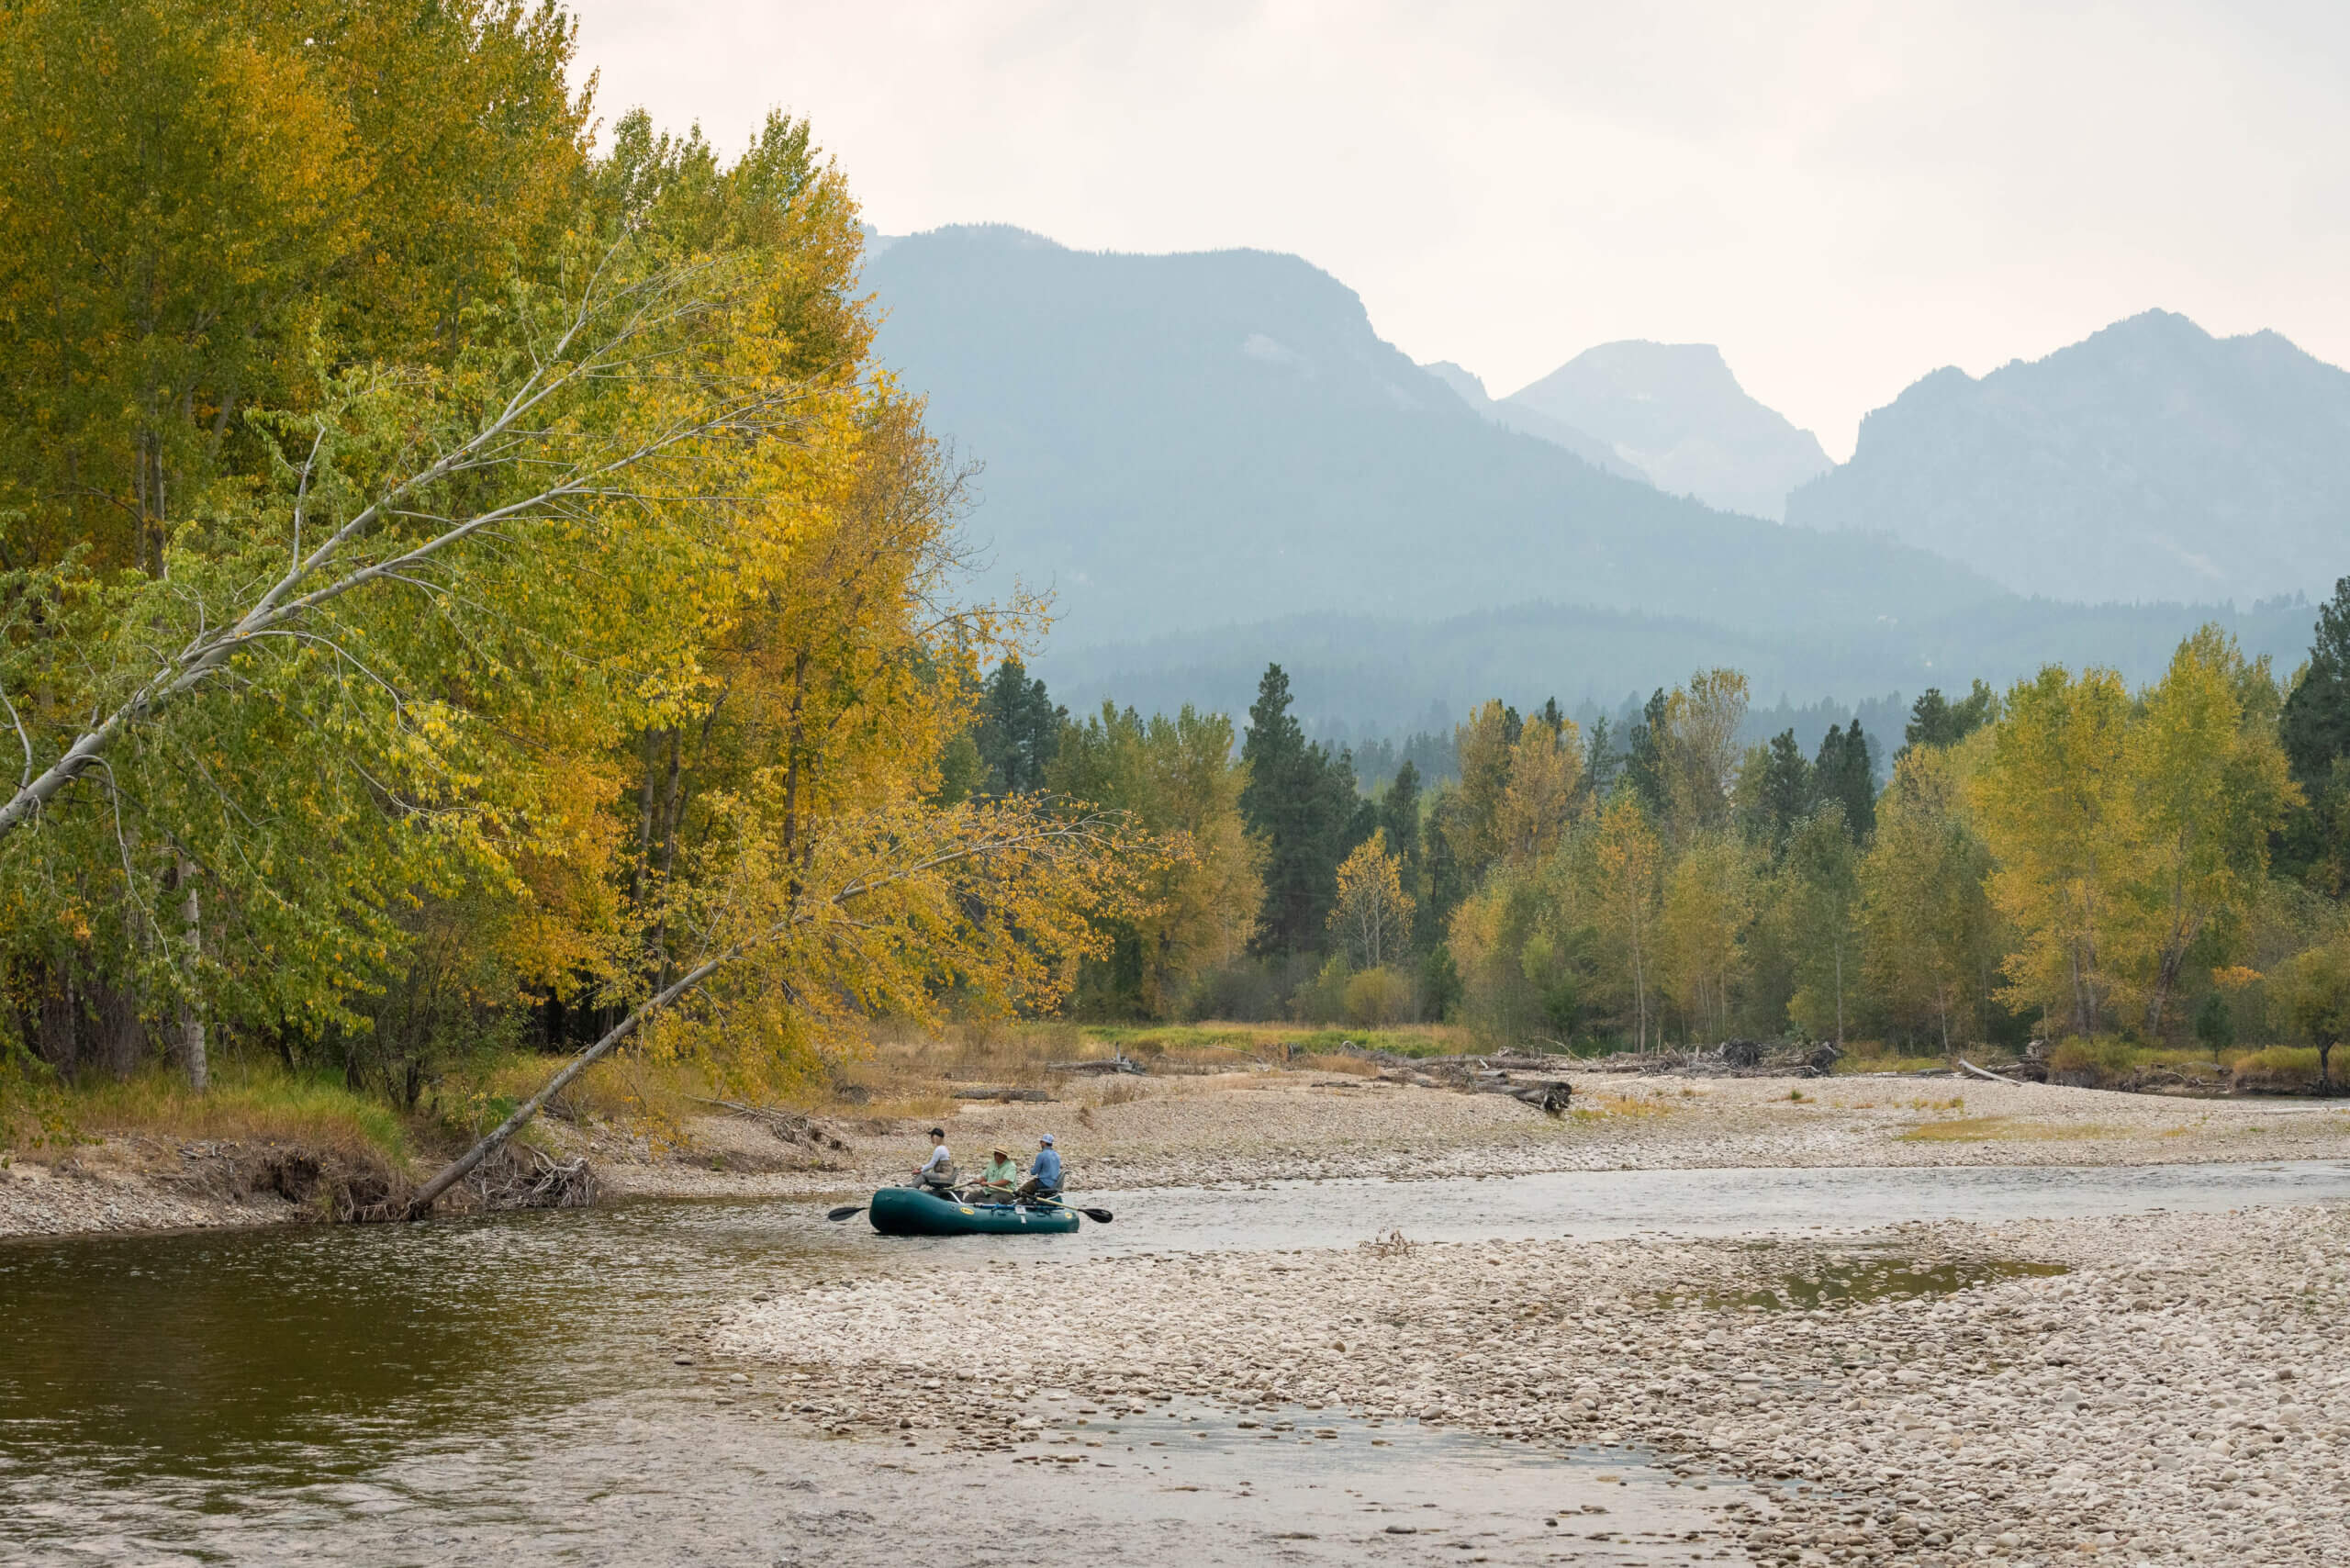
[718,1203,2350,1565]
[16,1065,2350,1239]
[0,1139,304,1238]
[586,1068,2350,1202]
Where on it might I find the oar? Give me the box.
[1037,1196,1114,1224]
[825,1204,866,1222]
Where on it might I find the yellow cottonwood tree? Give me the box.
[1972,666,2135,1037]
[1662,668,1749,841]
[1660,830,1757,1042]
[1585,796,1664,1049]
[1860,749,1997,1054]
[1330,831,1414,970]
[2113,628,2298,1038]
[1497,716,1583,866]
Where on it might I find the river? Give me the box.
[7,1159,2347,1564]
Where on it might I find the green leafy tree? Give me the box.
[1783,808,1861,1047]
[1048,702,1263,1016]
[2280,937,2350,1092]
[1859,749,1997,1054]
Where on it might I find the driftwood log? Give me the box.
[1048,1056,1147,1076]
[952,1086,1053,1102]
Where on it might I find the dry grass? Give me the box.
[2228,1046,2342,1094]
[5,1063,409,1163]
[1898,1114,2121,1143]
[1572,1091,1678,1122]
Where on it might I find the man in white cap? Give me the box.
[1015,1133,1063,1203]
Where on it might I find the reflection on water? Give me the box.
[5,1159,2346,1563]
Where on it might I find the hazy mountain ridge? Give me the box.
[1417,360,1651,483]
[1505,341,1833,521]
[1786,309,2350,605]
[864,225,2002,655]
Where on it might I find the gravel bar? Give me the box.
[721,1204,2350,1565]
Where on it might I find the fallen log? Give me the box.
[1959,1058,2030,1086]
[685,1096,852,1151]
[1047,1056,1147,1075]
[952,1086,1053,1102]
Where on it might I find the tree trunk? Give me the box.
[36,968,79,1081]
[176,857,207,1091]
[407,948,737,1217]
[86,978,144,1080]
[1834,941,1845,1050]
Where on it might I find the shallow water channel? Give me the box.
[6,1159,2348,1564]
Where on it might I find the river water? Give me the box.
[6,1159,2348,1564]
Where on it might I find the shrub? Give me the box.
[2193,991,2236,1050]
[2045,1036,2141,1085]
[2229,1046,2333,1094]
[1343,966,1414,1027]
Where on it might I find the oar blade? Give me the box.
[1080,1206,1113,1224]
[825,1204,867,1222]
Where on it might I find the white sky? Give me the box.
[570,0,2350,460]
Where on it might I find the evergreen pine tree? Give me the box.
[1904,689,1954,751]
[2283,577,2350,786]
[1757,728,1814,851]
[1583,714,1619,800]
[1814,721,1878,838]
[973,659,1064,795]
[1904,680,1997,753]
[1623,689,1670,815]
[1381,759,1423,892]
[1239,665,1364,954]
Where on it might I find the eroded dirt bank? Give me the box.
[718,1204,2350,1566]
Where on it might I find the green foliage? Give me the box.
[974,658,1065,796]
[1904,681,1998,752]
[1238,664,1365,954]
[2192,989,2235,1050]
[1751,729,1814,853]
[1047,701,1261,1018]
[1812,721,1877,838]
[2281,576,2350,787]
[1419,943,1463,1024]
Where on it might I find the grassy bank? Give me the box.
[3,1062,409,1162]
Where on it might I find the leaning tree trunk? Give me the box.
[407,949,736,1217]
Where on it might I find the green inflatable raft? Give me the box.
[867,1186,1080,1237]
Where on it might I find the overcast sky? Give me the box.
[571,1,2349,459]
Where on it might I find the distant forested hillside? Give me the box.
[1788,309,2350,606]
[1039,595,2322,739]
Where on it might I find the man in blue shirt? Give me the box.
[1015,1133,1063,1202]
